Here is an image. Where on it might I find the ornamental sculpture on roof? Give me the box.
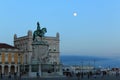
[33,22,47,41]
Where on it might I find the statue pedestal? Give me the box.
[29,38,49,77]
[29,63,41,77]
[32,39,49,63]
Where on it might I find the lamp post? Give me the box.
[53,62,56,73]
[94,59,96,74]
[81,61,83,78]
[17,53,21,76]
[88,61,90,72]
[36,61,39,78]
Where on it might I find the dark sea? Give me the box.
[60,55,120,68]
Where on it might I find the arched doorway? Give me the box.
[0,65,1,73]
[11,65,15,74]
[4,65,8,75]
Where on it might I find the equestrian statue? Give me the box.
[33,22,47,41]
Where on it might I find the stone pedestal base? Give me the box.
[29,72,37,77]
[29,64,41,77]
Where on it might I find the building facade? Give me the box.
[0,43,24,74]
[14,30,60,65]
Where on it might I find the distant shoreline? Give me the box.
[60,55,120,68]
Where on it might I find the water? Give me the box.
[60,55,120,68]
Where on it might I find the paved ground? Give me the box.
[1,75,120,80]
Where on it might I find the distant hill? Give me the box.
[60,55,112,67]
[60,55,108,62]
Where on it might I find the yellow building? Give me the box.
[0,43,23,75]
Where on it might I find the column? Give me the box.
[39,64,41,76]
[29,65,31,72]
[2,65,4,74]
[29,65,31,77]
[17,64,20,76]
[59,64,63,75]
[15,65,17,73]
[8,65,11,73]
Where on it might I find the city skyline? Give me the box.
[0,0,120,58]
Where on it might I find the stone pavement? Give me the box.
[0,75,120,80]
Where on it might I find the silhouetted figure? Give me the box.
[14,72,17,79]
[19,72,22,80]
[76,72,80,80]
[81,72,83,78]
[8,73,11,79]
[1,73,2,79]
[36,72,39,79]
[87,72,90,79]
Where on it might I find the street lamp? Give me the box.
[81,61,83,78]
[88,61,90,72]
[93,59,96,74]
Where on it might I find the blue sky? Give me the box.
[0,0,120,57]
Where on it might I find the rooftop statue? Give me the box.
[33,22,47,41]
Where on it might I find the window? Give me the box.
[26,55,27,64]
[5,53,8,62]
[49,48,51,51]
[53,48,56,51]
[12,53,14,62]
[0,53,1,62]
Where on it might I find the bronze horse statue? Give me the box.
[33,22,47,41]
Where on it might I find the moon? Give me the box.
[73,12,77,16]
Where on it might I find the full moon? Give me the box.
[73,12,77,16]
